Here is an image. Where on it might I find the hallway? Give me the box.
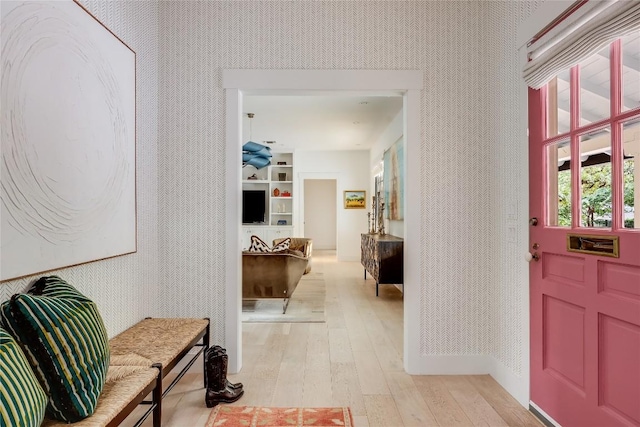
[126,251,540,426]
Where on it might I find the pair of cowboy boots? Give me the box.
[205,345,244,408]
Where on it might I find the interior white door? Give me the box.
[303,179,336,250]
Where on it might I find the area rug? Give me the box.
[206,406,353,427]
[242,272,326,323]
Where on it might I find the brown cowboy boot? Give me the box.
[205,352,243,407]
[212,345,243,391]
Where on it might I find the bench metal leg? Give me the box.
[152,363,162,427]
[203,318,210,388]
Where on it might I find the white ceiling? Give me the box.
[242,94,403,152]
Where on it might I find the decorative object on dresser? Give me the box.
[378,202,386,236]
[361,233,403,296]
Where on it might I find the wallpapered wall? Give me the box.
[1,0,543,387]
[157,0,542,378]
[0,0,160,338]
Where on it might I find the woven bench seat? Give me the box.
[42,365,161,427]
[109,318,209,378]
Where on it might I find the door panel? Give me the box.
[599,315,640,425]
[529,37,640,427]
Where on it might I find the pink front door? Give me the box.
[529,36,640,427]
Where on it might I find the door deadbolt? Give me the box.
[529,217,538,226]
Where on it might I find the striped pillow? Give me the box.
[0,276,109,422]
[0,328,47,427]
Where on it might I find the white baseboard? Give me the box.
[489,356,529,407]
[406,354,492,374]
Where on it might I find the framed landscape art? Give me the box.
[344,191,366,209]
[0,0,136,281]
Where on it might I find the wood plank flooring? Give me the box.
[122,251,541,427]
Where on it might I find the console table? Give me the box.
[360,233,403,296]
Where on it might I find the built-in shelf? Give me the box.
[242,151,295,232]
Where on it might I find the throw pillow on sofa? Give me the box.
[0,327,47,427]
[0,276,110,423]
[249,235,291,253]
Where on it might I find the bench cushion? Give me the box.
[109,318,208,370]
[41,365,159,427]
[0,276,109,422]
[0,328,47,427]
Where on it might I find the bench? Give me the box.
[42,364,162,427]
[42,317,210,427]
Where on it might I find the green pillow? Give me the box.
[0,327,47,427]
[0,276,109,422]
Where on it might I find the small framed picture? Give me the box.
[344,190,366,209]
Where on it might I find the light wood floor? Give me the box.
[123,251,541,427]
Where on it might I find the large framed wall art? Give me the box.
[383,137,404,220]
[1,1,136,281]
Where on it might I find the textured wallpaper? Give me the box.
[0,0,160,338]
[157,0,542,377]
[1,0,543,382]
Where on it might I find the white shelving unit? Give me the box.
[242,152,294,249]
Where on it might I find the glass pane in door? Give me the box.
[548,71,571,137]
[623,119,639,229]
[580,45,611,126]
[580,128,611,227]
[547,140,571,226]
[622,31,640,112]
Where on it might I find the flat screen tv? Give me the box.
[242,190,266,224]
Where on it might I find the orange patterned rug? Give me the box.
[206,406,353,427]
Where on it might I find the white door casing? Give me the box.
[223,70,423,375]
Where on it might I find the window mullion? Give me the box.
[570,66,582,228]
[610,40,623,230]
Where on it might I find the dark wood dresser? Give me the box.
[360,233,403,296]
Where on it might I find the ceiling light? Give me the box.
[353,121,360,125]
[359,101,369,105]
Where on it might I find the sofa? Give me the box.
[242,250,309,314]
[273,237,313,274]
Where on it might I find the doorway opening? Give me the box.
[303,179,337,251]
[223,70,423,374]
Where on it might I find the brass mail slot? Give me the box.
[567,234,619,258]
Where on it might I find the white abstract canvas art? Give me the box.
[1,0,136,281]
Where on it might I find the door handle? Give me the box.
[525,252,540,262]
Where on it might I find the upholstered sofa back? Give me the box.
[242,251,308,299]
[273,237,312,274]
